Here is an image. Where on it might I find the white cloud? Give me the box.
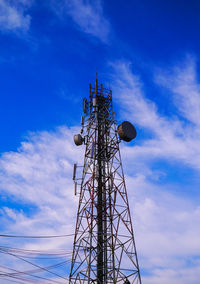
[156,56,200,126]
[52,0,110,42]
[0,124,199,283]
[0,58,200,282]
[0,126,81,214]
[0,126,82,281]
[142,265,200,284]
[111,60,200,170]
[0,0,32,33]
[109,58,200,283]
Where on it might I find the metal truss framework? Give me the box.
[69,80,142,284]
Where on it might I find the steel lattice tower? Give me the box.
[69,78,142,284]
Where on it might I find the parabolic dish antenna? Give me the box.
[117,121,137,142]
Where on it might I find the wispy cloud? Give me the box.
[156,56,200,127]
[0,0,32,33]
[110,58,200,283]
[0,119,199,283]
[111,59,200,170]
[126,174,200,284]
[52,0,110,43]
[0,126,81,280]
[0,127,82,246]
[0,58,199,282]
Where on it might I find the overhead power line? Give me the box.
[0,233,76,238]
[0,249,67,283]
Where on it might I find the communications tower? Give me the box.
[69,78,142,283]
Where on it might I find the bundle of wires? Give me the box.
[0,233,76,283]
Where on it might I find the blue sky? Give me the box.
[0,0,200,283]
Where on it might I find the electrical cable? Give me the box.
[0,260,69,277]
[0,233,75,282]
[0,261,70,283]
[0,233,76,238]
[0,267,46,284]
[0,270,40,284]
[0,245,72,259]
[0,249,66,283]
